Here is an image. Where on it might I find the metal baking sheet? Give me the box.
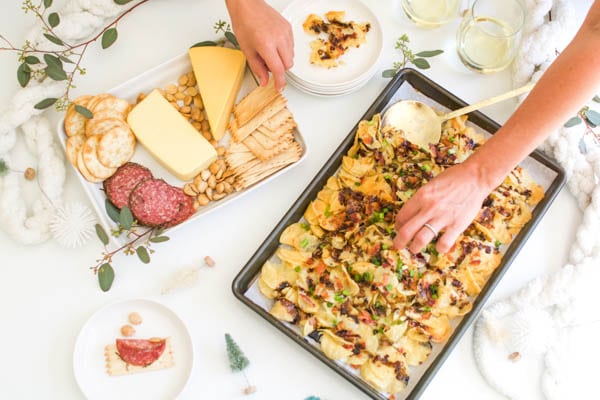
[232,68,566,400]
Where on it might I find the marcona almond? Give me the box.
[200,120,210,132]
[174,92,185,100]
[169,101,179,110]
[165,93,176,102]
[196,180,208,193]
[128,312,143,325]
[223,181,233,193]
[205,187,214,200]
[183,183,198,196]
[191,108,202,121]
[202,130,212,141]
[200,169,211,181]
[178,74,189,86]
[210,139,218,147]
[187,72,196,86]
[216,182,225,194]
[192,121,202,131]
[186,87,198,96]
[136,92,146,103]
[121,325,135,337]
[209,161,220,175]
[207,175,216,189]
[193,95,203,109]
[204,255,216,267]
[212,192,226,201]
[192,199,201,210]
[180,106,191,114]
[225,176,235,185]
[183,95,192,106]
[215,168,224,180]
[216,146,226,156]
[178,85,186,93]
[197,194,210,206]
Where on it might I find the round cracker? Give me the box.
[97,125,136,168]
[77,147,103,183]
[86,117,128,138]
[82,136,117,180]
[64,95,93,137]
[65,134,85,167]
[85,94,112,113]
[92,95,131,116]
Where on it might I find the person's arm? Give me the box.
[394,1,600,254]
[226,0,293,91]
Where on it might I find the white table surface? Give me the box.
[0,1,593,399]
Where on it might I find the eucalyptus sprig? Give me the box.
[564,95,600,152]
[190,19,240,50]
[93,199,170,292]
[1,0,151,112]
[382,34,444,78]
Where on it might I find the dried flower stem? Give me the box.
[93,226,155,273]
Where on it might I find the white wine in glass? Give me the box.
[457,16,516,73]
[401,0,459,28]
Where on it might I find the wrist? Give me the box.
[463,152,509,193]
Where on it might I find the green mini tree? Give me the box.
[225,333,256,395]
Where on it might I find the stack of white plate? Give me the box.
[282,0,383,97]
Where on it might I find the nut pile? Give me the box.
[183,157,236,209]
[136,71,215,144]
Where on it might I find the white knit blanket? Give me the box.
[473,1,600,399]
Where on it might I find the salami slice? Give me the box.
[116,338,166,367]
[103,162,153,209]
[129,179,182,227]
[165,190,195,227]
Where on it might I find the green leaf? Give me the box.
[225,31,239,49]
[114,0,134,4]
[75,104,93,119]
[412,58,431,69]
[101,28,118,49]
[415,50,444,58]
[382,69,396,78]
[43,54,62,69]
[154,227,165,237]
[585,109,600,126]
[95,223,109,245]
[105,199,120,223]
[149,236,170,243]
[48,12,60,28]
[59,55,74,64]
[119,206,134,230]
[564,116,582,127]
[43,33,63,46]
[17,63,31,88]
[45,64,67,81]
[593,95,600,103]
[190,40,218,48]
[98,263,115,292]
[34,98,57,109]
[24,55,40,64]
[136,246,150,264]
[44,0,53,8]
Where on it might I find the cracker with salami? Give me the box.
[105,337,174,376]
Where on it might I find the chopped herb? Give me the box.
[429,284,439,299]
[308,286,315,295]
[354,273,362,282]
[375,301,381,308]
[448,148,457,155]
[373,327,384,335]
[333,318,338,326]
[372,314,379,321]
[300,238,309,248]
[382,243,390,250]
[324,205,332,217]
[342,289,350,296]
[426,244,439,256]
[386,226,394,235]
[396,258,404,271]
[370,211,385,224]
[386,284,393,291]
[294,266,301,273]
[334,292,346,303]
[405,189,415,198]
[382,139,389,148]
[326,302,333,308]
[383,208,389,214]
[423,306,431,312]
[409,269,415,277]
[420,163,431,172]
[363,272,374,283]
[494,240,502,248]
[300,222,310,231]
[448,136,456,143]
[371,257,381,266]
[418,271,423,278]
[354,181,361,187]
[399,170,406,177]
[384,174,391,181]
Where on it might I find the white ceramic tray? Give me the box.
[56,52,307,245]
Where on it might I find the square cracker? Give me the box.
[234,78,279,126]
[243,134,292,161]
[231,96,287,142]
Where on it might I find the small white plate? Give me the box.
[283,0,383,88]
[73,298,194,400]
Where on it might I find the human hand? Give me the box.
[393,161,495,254]
[226,0,293,91]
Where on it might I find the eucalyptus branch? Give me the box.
[382,34,444,78]
[2,0,152,111]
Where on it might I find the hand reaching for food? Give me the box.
[393,160,494,254]
[226,0,294,91]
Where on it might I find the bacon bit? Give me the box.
[315,261,327,275]
[334,277,343,291]
[358,310,376,326]
[367,242,381,256]
[299,293,316,307]
[350,364,361,370]
[508,351,521,362]
[363,136,373,145]
[342,344,354,350]
[204,256,216,267]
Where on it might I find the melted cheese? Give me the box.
[127,89,217,181]
[188,46,246,140]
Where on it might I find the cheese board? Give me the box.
[56,51,307,246]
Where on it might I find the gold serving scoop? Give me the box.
[382,82,536,149]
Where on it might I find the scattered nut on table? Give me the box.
[508,351,521,362]
[204,256,216,267]
[24,167,36,180]
[243,385,257,395]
